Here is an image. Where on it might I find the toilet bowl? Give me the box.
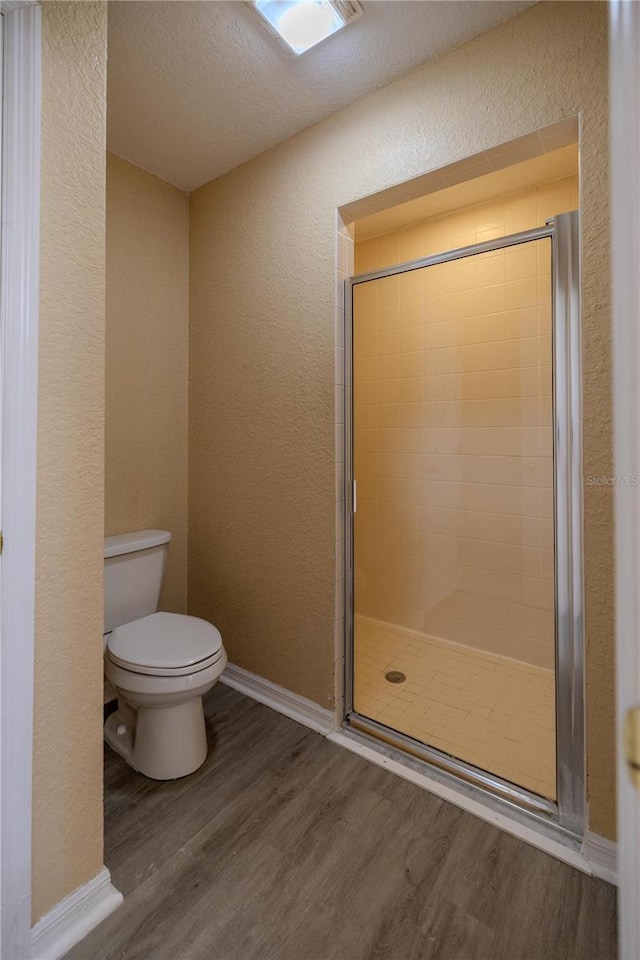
[104,612,227,780]
[103,531,228,780]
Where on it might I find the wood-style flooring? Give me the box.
[65,685,616,960]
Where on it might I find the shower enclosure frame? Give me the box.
[343,211,585,839]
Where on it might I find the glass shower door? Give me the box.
[351,235,557,801]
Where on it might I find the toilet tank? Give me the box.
[104,530,172,634]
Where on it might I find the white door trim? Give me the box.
[610,2,640,957]
[0,3,41,958]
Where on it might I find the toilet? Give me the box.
[103,529,227,780]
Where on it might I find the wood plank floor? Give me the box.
[66,685,616,960]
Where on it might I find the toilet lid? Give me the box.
[107,612,223,671]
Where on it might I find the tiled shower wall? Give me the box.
[352,176,578,669]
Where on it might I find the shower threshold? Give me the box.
[336,714,585,860]
[347,710,556,820]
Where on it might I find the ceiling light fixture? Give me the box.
[248,1,363,56]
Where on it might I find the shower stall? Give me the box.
[344,212,584,835]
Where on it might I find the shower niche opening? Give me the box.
[344,148,584,834]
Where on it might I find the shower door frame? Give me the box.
[343,211,585,838]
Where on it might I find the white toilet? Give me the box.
[103,529,227,780]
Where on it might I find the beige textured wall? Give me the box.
[353,177,578,670]
[189,3,613,837]
[33,1,107,922]
[105,153,190,613]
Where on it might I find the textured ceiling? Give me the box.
[107,0,534,192]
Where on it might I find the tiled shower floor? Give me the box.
[354,617,556,799]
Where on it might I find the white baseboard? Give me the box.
[31,867,123,960]
[582,831,618,885]
[220,663,336,736]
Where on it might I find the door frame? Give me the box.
[343,214,585,838]
[0,2,41,957]
[610,2,640,956]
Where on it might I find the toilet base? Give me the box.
[104,696,208,780]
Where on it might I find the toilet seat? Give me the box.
[107,611,223,677]
[107,647,224,678]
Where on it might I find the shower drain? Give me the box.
[385,670,406,684]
